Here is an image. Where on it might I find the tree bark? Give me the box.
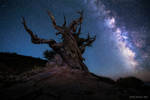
[22,11,96,72]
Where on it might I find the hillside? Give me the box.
[0,53,149,100]
[0,52,47,75]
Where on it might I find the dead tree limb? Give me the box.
[22,10,96,72]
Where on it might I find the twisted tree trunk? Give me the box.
[22,11,96,72]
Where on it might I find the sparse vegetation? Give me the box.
[43,50,56,60]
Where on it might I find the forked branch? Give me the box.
[69,10,83,32]
[22,17,54,44]
[47,11,63,32]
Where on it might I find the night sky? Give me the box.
[0,0,150,81]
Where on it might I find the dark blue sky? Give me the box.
[0,0,150,81]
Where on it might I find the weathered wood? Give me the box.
[22,11,96,72]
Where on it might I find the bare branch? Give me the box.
[77,33,96,54]
[69,10,83,31]
[63,16,66,27]
[47,11,63,32]
[77,24,81,36]
[83,35,96,47]
[79,38,95,54]
[22,17,53,44]
[56,32,61,36]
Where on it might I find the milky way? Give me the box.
[84,0,139,72]
[105,16,138,70]
[84,0,150,81]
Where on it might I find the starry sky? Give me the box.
[0,0,150,81]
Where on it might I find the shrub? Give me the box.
[43,50,56,60]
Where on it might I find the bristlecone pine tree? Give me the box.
[22,11,96,72]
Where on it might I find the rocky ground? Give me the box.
[0,53,149,100]
[0,66,150,100]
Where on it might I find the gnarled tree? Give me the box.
[22,11,96,72]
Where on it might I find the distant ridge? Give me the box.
[0,52,47,74]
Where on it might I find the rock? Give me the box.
[0,67,149,100]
